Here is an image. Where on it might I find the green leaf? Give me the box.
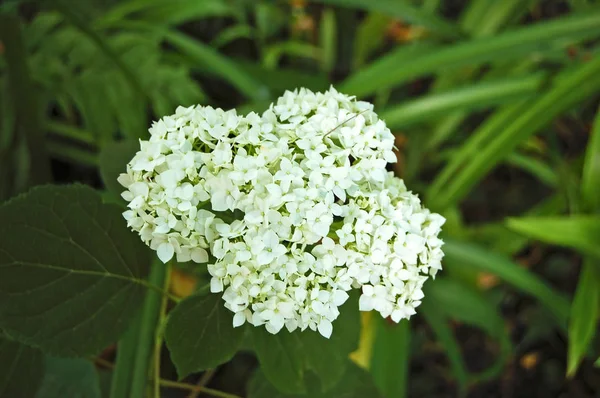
[319,9,337,74]
[164,291,245,379]
[0,184,151,356]
[506,216,600,258]
[52,1,148,101]
[248,361,382,398]
[425,279,512,384]
[370,317,410,398]
[421,302,469,395]
[310,0,462,39]
[430,56,600,210]
[443,239,570,326]
[582,106,600,211]
[380,73,546,129]
[252,295,360,394]
[0,337,44,398]
[567,262,600,377]
[341,10,600,97]
[36,357,101,398]
[99,140,139,199]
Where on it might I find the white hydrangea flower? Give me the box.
[119,87,445,338]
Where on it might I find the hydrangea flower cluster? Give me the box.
[119,87,445,338]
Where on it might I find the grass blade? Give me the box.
[381,73,547,129]
[311,0,462,39]
[567,262,600,377]
[443,239,570,327]
[341,10,600,97]
[421,302,468,396]
[430,56,600,210]
[370,317,410,398]
[506,216,600,258]
[581,106,600,210]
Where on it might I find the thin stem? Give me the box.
[188,369,216,398]
[324,109,368,137]
[92,356,115,369]
[153,263,172,398]
[130,261,169,398]
[159,379,242,398]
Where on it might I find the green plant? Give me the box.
[1,1,599,397]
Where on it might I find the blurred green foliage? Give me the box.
[1,0,600,397]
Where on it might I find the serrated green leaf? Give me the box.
[0,184,150,356]
[252,295,360,394]
[99,140,139,199]
[164,292,245,379]
[36,356,101,398]
[248,361,382,398]
[567,262,600,377]
[0,337,44,398]
[506,216,600,258]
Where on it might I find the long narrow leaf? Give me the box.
[341,10,600,97]
[443,239,570,326]
[506,216,600,258]
[370,317,410,398]
[381,73,546,128]
[118,22,269,101]
[581,106,600,210]
[567,262,600,377]
[311,0,462,39]
[431,56,600,209]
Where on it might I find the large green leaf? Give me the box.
[506,216,600,258]
[248,361,382,398]
[370,317,410,398]
[36,357,101,398]
[341,10,600,97]
[567,262,600,377]
[0,337,44,398]
[164,291,245,379]
[443,240,570,326]
[252,295,360,395]
[0,185,151,356]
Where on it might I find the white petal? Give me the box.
[317,319,333,339]
[233,312,246,328]
[191,248,209,263]
[157,242,174,263]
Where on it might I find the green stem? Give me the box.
[129,261,169,398]
[159,379,241,398]
[153,264,171,398]
[110,311,142,398]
